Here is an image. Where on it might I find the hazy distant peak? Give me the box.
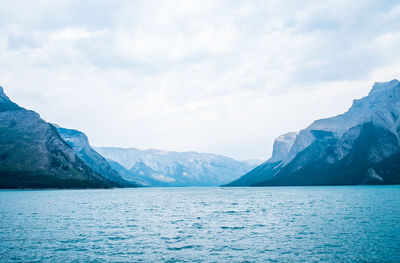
[94,146,256,186]
[241,159,264,166]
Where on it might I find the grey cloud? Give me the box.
[0,1,399,159]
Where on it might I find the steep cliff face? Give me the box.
[268,132,299,163]
[57,127,137,187]
[226,80,400,186]
[0,86,115,188]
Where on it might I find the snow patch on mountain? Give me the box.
[367,168,383,182]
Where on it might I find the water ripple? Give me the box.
[0,186,400,262]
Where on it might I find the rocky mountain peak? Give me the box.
[369,79,399,96]
[0,86,10,101]
[0,86,20,111]
[350,79,400,110]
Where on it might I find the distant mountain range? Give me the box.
[226,79,400,186]
[94,147,259,186]
[3,79,399,188]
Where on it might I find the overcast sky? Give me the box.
[1,0,399,160]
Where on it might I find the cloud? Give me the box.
[50,28,105,41]
[0,0,399,159]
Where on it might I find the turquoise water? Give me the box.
[0,186,399,262]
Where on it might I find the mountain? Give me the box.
[242,158,266,166]
[226,79,400,186]
[56,127,138,187]
[0,86,117,189]
[94,147,259,186]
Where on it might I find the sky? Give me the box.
[0,0,399,160]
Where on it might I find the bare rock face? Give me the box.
[0,86,115,188]
[268,132,299,163]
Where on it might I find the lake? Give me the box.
[0,186,399,262]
